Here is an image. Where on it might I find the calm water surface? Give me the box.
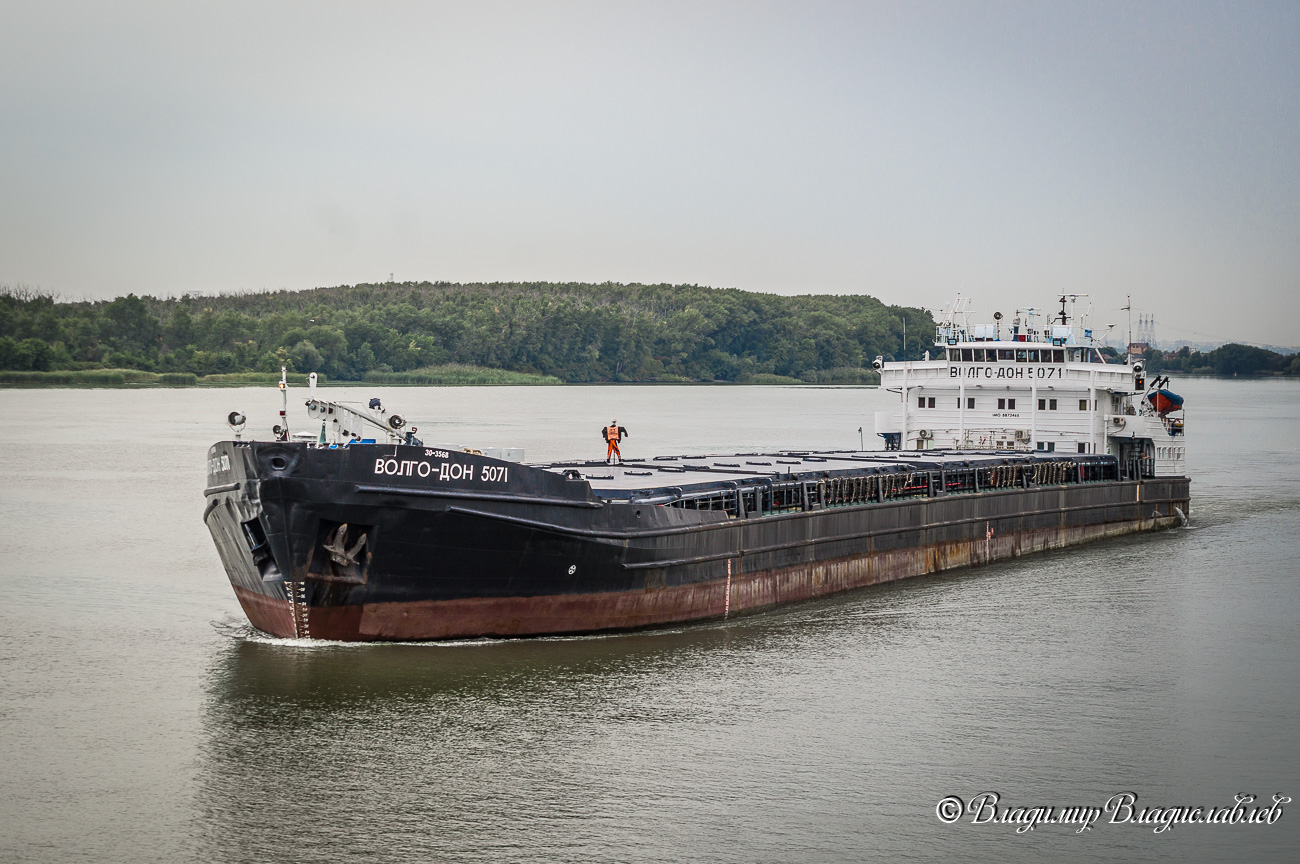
[1,380,1297,862]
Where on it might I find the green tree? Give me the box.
[165,308,195,348]
[1209,343,1274,376]
[103,294,159,354]
[15,337,54,371]
[289,340,325,373]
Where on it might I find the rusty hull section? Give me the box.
[229,503,1184,642]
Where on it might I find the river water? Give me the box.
[1,379,1296,862]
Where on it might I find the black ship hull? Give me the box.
[204,442,1190,641]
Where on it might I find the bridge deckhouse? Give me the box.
[873,295,1187,479]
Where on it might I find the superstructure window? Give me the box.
[998,349,1014,360]
[1050,399,1057,410]
[928,397,935,408]
[1008,398,1016,409]
[918,396,925,408]
[967,397,975,409]
[1038,398,1045,410]
[1053,349,1065,363]
[1028,350,1039,362]
[948,349,960,361]
[1078,443,1087,453]
[1079,399,1088,411]
[1015,349,1027,362]
[961,349,973,362]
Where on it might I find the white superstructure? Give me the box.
[873,296,1187,479]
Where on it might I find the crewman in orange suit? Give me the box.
[601,420,629,464]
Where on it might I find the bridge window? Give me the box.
[961,348,973,361]
[1028,350,1039,362]
[1053,349,1065,362]
[998,349,1014,360]
[1016,349,1027,362]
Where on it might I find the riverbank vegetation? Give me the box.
[0,364,566,388]
[1140,343,1300,377]
[0,282,928,385]
[5,283,1295,386]
[0,369,326,387]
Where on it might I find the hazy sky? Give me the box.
[2,1,1297,346]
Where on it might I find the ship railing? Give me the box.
[661,457,1120,517]
[666,471,929,518]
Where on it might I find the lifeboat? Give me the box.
[1146,388,1184,416]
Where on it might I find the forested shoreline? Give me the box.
[1138,343,1300,377]
[0,281,929,384]
[3,281,1295,386]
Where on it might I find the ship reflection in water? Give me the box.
[195,601,917,864]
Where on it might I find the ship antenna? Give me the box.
[278,365,288,441]
[1123,294,1133,360]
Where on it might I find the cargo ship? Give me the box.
[204,296,1190,641]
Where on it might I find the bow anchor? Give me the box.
[323,523,368,567]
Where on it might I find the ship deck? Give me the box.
[536,449,1108,502]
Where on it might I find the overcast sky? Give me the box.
[2,1,1297,346]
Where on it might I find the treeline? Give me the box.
[1142,344,1300,377]
[0,281,930,383]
